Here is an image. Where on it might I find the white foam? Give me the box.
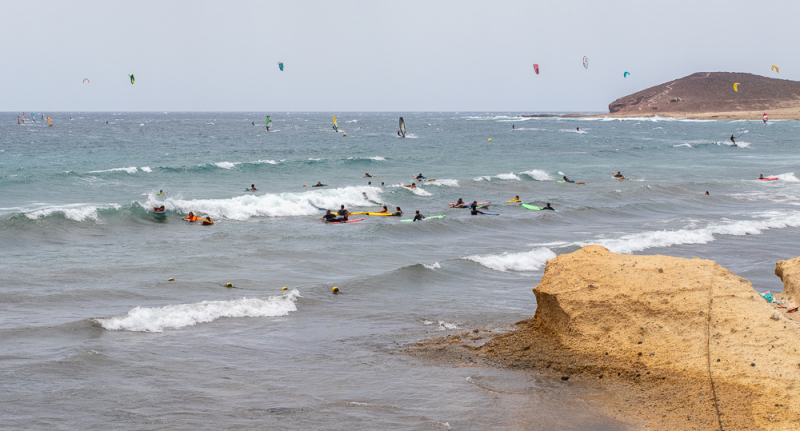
[423,319,459,330]
[776,173,800,183]
[423,179,459,187]
[673,143,692,148]
[94,289,301,332]
[368,156,385,161]
[408,187,432,196]
[584,211,800,254]
[254,159,279,165]
[465,248,556,272]
[140,166,153,173]
[86,167,138,174]
[25,203,120,222]
[520,169,552,181]
[473,173,521,182]
[423,262,441,270]
[145,186,382,220]
[214,161,238,169]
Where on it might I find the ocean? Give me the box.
[1,112,798,429]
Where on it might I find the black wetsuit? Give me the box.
[541,206,555,211]
[470,208,483,215]
[323,214,339,222]
[413,214,425,222]
[312,184,327,187]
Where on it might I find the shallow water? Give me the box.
[2,112,798,429]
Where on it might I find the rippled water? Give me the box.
[2,112,799,429]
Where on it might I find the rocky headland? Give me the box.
[407,246,800,430]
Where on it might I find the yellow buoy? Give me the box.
[488,138,492,141]
[332,286,339,294]
[343,133,347,137]
[225,282,233,288]
[282,286,288,291]
[168,278,174,281]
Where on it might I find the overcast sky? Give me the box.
[1,0,796,112]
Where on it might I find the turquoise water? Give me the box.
[2,112,799,429]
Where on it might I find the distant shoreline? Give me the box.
[523,107,800,121]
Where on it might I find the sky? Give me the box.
[1,0,797,112]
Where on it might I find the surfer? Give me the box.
[613,171,625,180]
[202,216,215,225]
[153,205,165,213]
[542,203,555,211]
[252,122,255,126]
[705,191,710,195]
[413,210,425,222]
[157,190,166,196]
[312,182,327,187]
[730,134,739,147]
[363,173,383,178]
[511,195,520,202]
[338,205,350,221]
[392,207,403,216]
[321,209,339,223]
[415,173,426,180]
[562,176,586,185]
[183,212,199,221]
[247,184,257,191]
[376,205,389,214]
[576,127,580,132]
[453,198,467,208]
[381,182,385,187]
[470,202,485,215]
[759,174,764,179]
[406,182,417,189]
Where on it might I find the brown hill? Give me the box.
[608,72,800,117]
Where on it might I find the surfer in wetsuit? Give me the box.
[453,198,466,208]
[415,173,425,180]
[321,210,340,222]
[312,182,327,187]
[338,205,349,221]
[613,171,625,180]
[563,176,574,183]
[576,127,580,132]
[542,203,555,211]
[392,207,402,216]
[470,202,484,215]
[759,174,764,179]
[413,210,425,222]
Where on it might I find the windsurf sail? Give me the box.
[332,116,339,132]
[30,112,36,122]
[278,62,284,71]
[129,74,135,84]
[582,56,589,69]
[265,115,272,131]
[22,113,26,123]
[763,113,769,123]
[47,116,53,127]
[399,117,406,137]
[533,63,539,75]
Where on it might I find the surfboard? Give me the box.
[326,218,364,224]
[367,212,399,216]
[449,201,489,207]
[400,215,445,222]
[759,177,779,181]
[478,212,499,215]
[505,199,521,203]
[522,204,540,210]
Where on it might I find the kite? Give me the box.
[129,74,135,84]
[278,62,284,71]
[533,64,539,75]
[582,56,589,69]
[83,78,90,83]
[772,65,779,73]
[623,71,630,78]
[733,82,740,92]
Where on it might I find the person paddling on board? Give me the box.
[576,127,580,132]
[413,210,425,222]
[453,198,467,208]
[415,173,425,180]
[511,195,520,202]
[157,189,167,196]
[470,202,485,215]
[406,182,417,189]
[202,216,215,225]
[321,210,339,223]
[613,171,625,180]
[392,207,403,216]
[338,205,349,221]
[541,203,555,211]
[246,184,257,191]
[183,212,200,221]
[759,174,764,179]
[312,182,327,187]
[154,205,165,213]
[376,205,389,214]
[563,176,586,185]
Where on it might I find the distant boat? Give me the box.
[399,117,406,137]
[332,116,339,132]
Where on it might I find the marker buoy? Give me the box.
[332,286,339,294]
[488,138,492,141]
[225,282,233,288]
[343,133,347,137]
[168,278,174,281]
[282,286,288,291]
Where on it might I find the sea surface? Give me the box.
[2,112,799,429]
